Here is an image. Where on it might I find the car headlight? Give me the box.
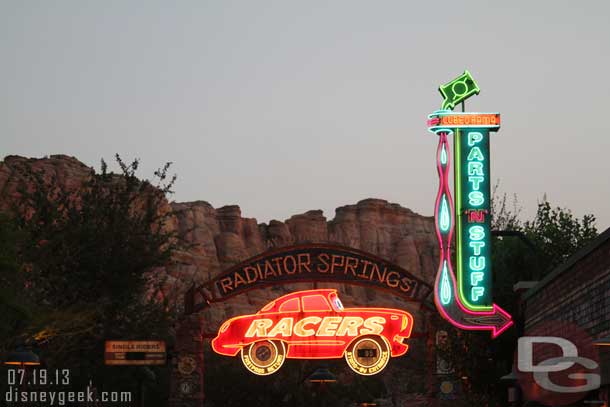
[220,321,230,333]
[401,315,408,331]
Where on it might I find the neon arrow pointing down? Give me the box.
[432,131,513,338]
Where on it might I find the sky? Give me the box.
[1,1,609,230]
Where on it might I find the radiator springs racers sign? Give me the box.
[212,289,414,376]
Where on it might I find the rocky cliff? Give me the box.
[0,155,439,331]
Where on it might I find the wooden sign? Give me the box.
[104,340,166,366]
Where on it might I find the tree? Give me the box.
[5,155,178,405]
[0,214,31,343]
[491,190,598,284]
[523,200,597,274]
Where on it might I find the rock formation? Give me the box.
[0,155,438,331]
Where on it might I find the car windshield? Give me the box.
[333,297,344,311]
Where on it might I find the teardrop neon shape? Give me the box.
[441,261,451,305]
[440,144,448,165]
[440,195,450,233]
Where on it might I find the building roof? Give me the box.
[522,226,610,301]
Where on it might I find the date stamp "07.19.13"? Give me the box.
[5,369,132,406]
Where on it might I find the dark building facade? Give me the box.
[521,227,610,405]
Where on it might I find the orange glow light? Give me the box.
[440,114,500,126]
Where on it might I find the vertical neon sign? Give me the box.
[427,71,512,338]
[456,129,492,311]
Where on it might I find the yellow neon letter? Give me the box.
[245,319,273,338]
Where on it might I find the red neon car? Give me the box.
[211,289,413,375]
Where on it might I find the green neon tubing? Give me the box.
[455,129,492,312]
[469,256,485,271]
[467,147,485,161]
[472,287,485,301]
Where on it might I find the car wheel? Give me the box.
[344,335,390,375]
[240,340,286,375]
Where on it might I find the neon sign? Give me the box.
[438,70,480,110]
[211,289,413,376]
[427,71,512,338]
[203,245,431,303]
[456,128,492,310]
[427,112,500,130]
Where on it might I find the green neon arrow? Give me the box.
[439,70,480,110]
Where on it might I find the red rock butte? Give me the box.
[0,155,438,331]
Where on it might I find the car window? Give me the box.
[302,295,331,312]
[278,298,300,312]
[260,301,275,312]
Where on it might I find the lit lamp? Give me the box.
[307,367,337,384]
[307,367,337,407]
[4,346,40,367]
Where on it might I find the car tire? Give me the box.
[344,335,391,375]
[240,340,286,375]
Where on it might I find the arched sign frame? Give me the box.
[185,243,434,314]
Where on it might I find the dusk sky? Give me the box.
[2,1,609,229]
